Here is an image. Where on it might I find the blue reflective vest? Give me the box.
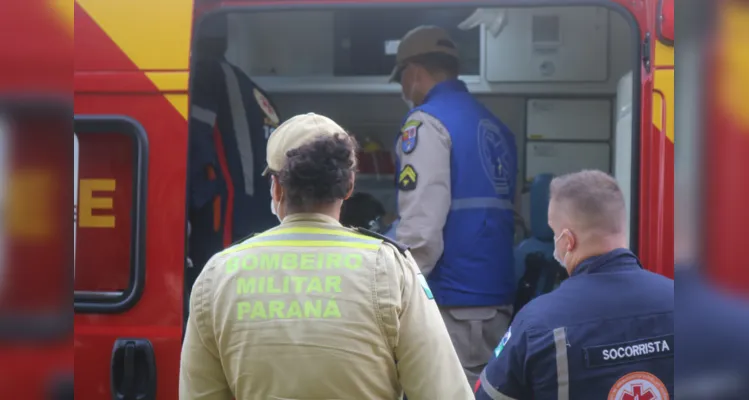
[395,79,518,307]
[477,249,675,400]
[188,59,281,270]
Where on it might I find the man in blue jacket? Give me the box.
[389,25,518,386]
[476,170,674,400]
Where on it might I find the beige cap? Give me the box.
[389,25,459,82]
[262,113,346,175]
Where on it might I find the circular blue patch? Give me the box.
[477,119,514,195]
[401,124,419,154]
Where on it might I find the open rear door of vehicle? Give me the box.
[645,0,674,277]
[657,0,674,46]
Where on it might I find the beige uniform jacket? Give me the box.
[179,213,472,400]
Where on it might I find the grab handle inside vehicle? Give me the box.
[110,338,157,400]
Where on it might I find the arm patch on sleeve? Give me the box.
[357,227,433,300]
[398,164,418,191]
[252,88,280,126]
[494,327,512,357]
[400,120,422,154]
[416,273,434,300]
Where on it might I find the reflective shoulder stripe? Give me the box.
[451,197,513,211]
[553,327,570,400]
[220,62,255,196]
[478,369,518,400]
[222,226,382,254]
[190,105,217,127]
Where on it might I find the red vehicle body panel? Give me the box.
[705,1,749,295]
[70,0,674,398]
[0,0,74,399]
[74,5,188,399]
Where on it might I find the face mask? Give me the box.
[402,93,415,110]
[269,180,281,222]
[401,75,417,109]
[553,230,568,267]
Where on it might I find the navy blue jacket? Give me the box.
[675,268,749,400]
[189,58,281,271]
[476,249,674,399]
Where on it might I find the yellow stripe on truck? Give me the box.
[75,0,192,120]
[716,1,749,131]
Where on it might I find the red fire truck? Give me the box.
[0,0,73,398]
[67,0,676,398]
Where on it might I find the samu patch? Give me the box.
[400,120,421,154]
[494,327,512,357]
[607,371,670,400]
[584,334,674,369]
[398,164,418,191]
[253,88,280,126]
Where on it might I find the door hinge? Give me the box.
[642,32,652,73]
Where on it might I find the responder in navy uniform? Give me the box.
[389,25,518,386]
[476,170,674,400]
[179,113,473,400]
[188,14,282,276]
[675,266,749,400]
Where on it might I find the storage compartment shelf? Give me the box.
[525,142,611,181]
[526,98,612,141]
[484,7,610,83]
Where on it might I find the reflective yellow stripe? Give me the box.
[253,226,372,240]
[224,240,380,254]
[225,227,382,254]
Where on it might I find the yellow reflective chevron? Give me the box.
[398,164,418,190]
[400,166,416,182]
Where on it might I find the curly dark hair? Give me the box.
[276,133,358,210]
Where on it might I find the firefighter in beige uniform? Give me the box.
[179,112,472,400]
[389,26,519,387]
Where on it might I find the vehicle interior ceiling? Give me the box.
[198,5,637,247]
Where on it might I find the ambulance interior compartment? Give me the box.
[196,4,638,246]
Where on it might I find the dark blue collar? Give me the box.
[423,79,469,103]
[572,248,643,277]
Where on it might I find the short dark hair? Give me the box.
[408,52,460,78]
[277,133,358,210]
[549,170,626,235]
